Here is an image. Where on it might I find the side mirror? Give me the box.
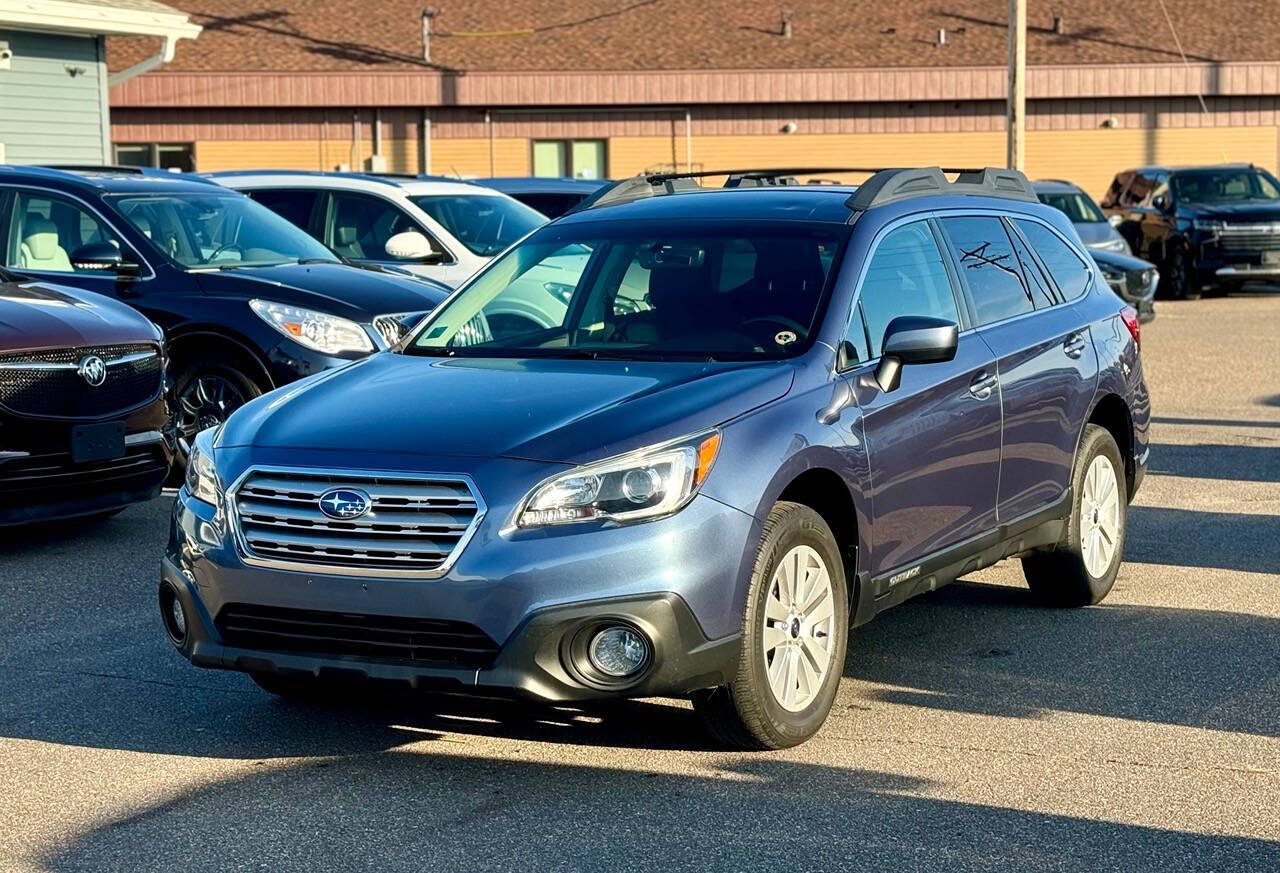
[384,230,444,264]
[874,315,959,393]
[1107,213,1124,228]
[1152,194,1170,213]
[70,242,137,273]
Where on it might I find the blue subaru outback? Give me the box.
[162,167,1150,749]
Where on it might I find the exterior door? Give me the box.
[843,220,1002,580]
[941,215,1099,523]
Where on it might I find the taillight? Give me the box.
[1119,305,1141,352]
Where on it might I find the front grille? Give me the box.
[231,468,483,576]
[0,344,162,418]
[216,603,500,668]
[1216,224,1280,253]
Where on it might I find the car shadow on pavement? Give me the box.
[1147,443,1280,482]
[846,580,1280,737]
[1125,505,1280,573]
[35,747,1280,873]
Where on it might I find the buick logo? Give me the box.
[318,488,371,520]
[77,355,107,387]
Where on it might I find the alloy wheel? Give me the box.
[761,545,836,712]
[1079,454,1122,578]
[178,374,248,442]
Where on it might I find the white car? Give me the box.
[209,171,548,289]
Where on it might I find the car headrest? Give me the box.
[22,215,60,260]
[335,225,359,246]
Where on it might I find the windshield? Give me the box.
[1171,170,1280,204]
[404,221,846,362]
[410,194,545,257]
[1037,191,1106,223]
[113,192,339,268]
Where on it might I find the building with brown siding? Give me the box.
[107,0,1280,197]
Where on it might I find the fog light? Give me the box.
[160,582,187,645]
[588,626,650,678]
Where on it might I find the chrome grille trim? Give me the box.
[0,347,159,370]
[228,466,486,579]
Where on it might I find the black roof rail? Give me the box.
[569,166,877,212]
[846,166,1038,211]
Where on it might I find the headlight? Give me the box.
[372,310,429,347]
[185,426,223,506]
[514,431,721,528]
[1193,219,1224,232]
[249,299,374,354]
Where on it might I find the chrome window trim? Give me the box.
[0,183,157,281]
[225,464,488,580]
[0,348,158,370]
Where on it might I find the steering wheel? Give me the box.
[206,242,244,263]
[739,315,808,345]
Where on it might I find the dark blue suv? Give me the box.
[0,165,448,446]
[162,167,1150,749]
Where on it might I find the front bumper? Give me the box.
[163,477,752,702]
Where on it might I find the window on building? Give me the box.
[531,139,606,180]
[113,143,195,172]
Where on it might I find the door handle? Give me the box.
[1063,333,1088,359]
[968,372,998,400]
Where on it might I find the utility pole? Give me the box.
[1006,0,1026,170]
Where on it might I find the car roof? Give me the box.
[0,164,226,195]
[207,170,503,197]
[1032,179,1086,194]
[477,177,610,195]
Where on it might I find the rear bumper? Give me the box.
[161,556,739,702]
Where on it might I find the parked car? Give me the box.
[1090,247,1157,322]
[0,165,449,445]
[476,177,611,218]
[211,171,546,287]
[214,170,609,339]
[1101,163,1280,298]
[0,267,171,525]
[1033,179,1130,254]
[161,167,1149,749]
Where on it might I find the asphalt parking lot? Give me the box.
[2,291,1278,873]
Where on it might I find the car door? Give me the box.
[940,214,1099,524]
[841,219,1002,586]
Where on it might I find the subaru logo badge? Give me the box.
[318,488,371,520]
[77,355,107,387]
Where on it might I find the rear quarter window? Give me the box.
[1014,219,1092,302]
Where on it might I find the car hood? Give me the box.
[1088,248,1153,272]
[0,279,159,352]
[219,352,795,465]
[194,262,449,320]
[1183,202,1280,222]
[1074,222,1121,247]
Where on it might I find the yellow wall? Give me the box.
[191,127,1278,199]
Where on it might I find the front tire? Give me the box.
[693,502,848,749]
[1162,246,1201,300]
[1023,424,1128,607]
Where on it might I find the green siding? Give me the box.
[0,28,108,165]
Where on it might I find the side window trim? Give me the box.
[2,184,154,281]
[1000,215,1059,308]
[926,217,973,331]
[1007,216,1095,305]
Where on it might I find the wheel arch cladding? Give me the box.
[168,329,274,392]
[1088,393,1134,496]
[776,468,859,604]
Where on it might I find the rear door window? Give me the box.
[940,216,1034,326]
[248,189,321,235]
[1014,219,1092,302]
[847,220,960,360]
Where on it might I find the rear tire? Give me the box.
[693,502,848,750]
[1022,424,1127,607]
